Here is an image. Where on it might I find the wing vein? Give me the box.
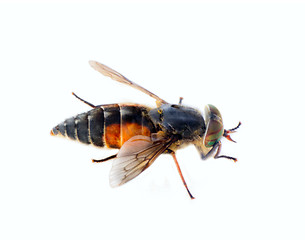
[109,136,174,187]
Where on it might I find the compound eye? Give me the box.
[204,104,224,147]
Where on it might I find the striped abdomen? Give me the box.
[50,104,156,149]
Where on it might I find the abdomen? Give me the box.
[50,104,156,148]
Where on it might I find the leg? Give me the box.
[92,154,117,163]
[179,97,183,105]
[170,151,195,199]
[214,141,237,162]
[72,92,96,108]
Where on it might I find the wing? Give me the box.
[109,135,172,187]
[89,60,168,106]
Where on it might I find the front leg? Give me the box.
[194,140,237,162]
[214,141,237,162]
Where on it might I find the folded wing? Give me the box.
[109,135,172,187]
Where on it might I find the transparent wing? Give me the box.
[109,135,172,187]
[89,60,167,105]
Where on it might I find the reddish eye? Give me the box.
[204,104,224,147]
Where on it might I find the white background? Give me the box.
[1,1,304,239]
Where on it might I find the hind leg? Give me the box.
[72,92,96,108]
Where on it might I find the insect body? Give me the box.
[51,104,155,149]
[51,61,241,199]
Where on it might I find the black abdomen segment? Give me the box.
[51,104,156,148]
[51,107,105,146]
